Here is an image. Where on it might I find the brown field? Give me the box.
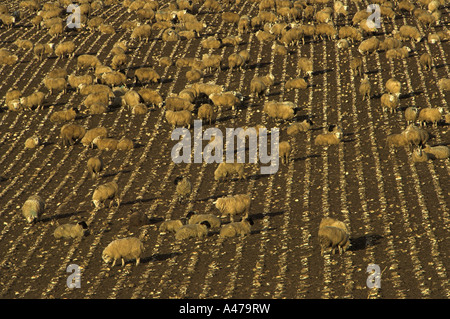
[0,0,449,299]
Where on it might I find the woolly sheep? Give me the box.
[68,74,94,93]
[419,53,432,70]
[298,57,313,77]
[175,221,211,241]
[350,57,363,77]
[117,137,134,151]
[22,195,45,223]
[222,12,240,24]
[92,136,119,151]
[101,71,127,87]
[33,43,53,61]
[186,68,203,83]
[197,103,215,124]
[381,93,399,114]
[138,88,163,107]
[272,43,288,56]
[215,194,251,222]
[318,226,350,255]
[165,109,193,129]
[386,133,409,148]
[111,53,128,70]
[174,176,192,203]
[315,23,337,40]
[165,96,194,111]
[201,36,221,49]
[337,39,349,49]
[54,41,75,58]
[102,237,144,267]
[412,147,428,162]
[250,78,267,98]
[209,92,242,111]
[134,67,160,85]
[386,46,411,59]
[131,24,152,42]
[202,54,223,73]
[238,15,250,34]
[77,54,101,71]
[50,108,77,122]
[287,119,313,135]
[228,53,246,71]
[397,25,422,43]
[92,181,120,208]
[44,77,67,95]
[0,49,18,66]
[314,131,343,146]
[214,162,245,181]
[279,140,291,164]
[219,214,254,238]
[19,91,45,111]
[81,127,108,147]
[0,13,15,29]
[83,92,109,110]
[358,37,380,55]
[25,135,40,149]
[404,107,419,125]
[285,78,308,91]
[437,78,450,91]
[186,211,221,229]
[417,107,443,127]
[385,78,401,97]
[87,156,103,179]
[131,103,148,115]
[121,89,141,109]
[60,124,86,147]
[263,101,295,120]
[379,37,403,51]
[402,124,429,147]
[319,217,349,234]
[13,39,33,51]
[423,144,449,160]
[190,82,223,97]
[54,221,88,239]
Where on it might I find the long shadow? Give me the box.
[141,252,182,264]
[348,234,383,252]
[41,210,87,223]
[400,91,423,99]
[293,154,320,162]
[119,196,157,206]
[250,210,284,221]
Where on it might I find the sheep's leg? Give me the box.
[111,259,116,267]
[121,258,125,267]
[136,258,140,266]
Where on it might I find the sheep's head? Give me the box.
[102,251,112,264]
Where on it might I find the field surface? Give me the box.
[0,0,449,299]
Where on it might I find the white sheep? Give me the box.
[81,127,108,148]
[318,226,350,255]
[215,194,251,222]
[54,221,88,239]
[404,106,419,125]
[68,74,94,93]
[60,124,86,147]
[87,156,103,179]
[33,43,53,61]
[219,214,254,238]
[165,109,193,129]
[77,54,101,71]
[102,237,144,267]
[117,137,134,151]
[358,37,380,55]
[186,211,221,229]
[214,162,245,181]
[19,91,45,111]
[197,103,215,125]
[350,57,363,77]
[175,221,211,241]
[22,195,45,223]
[412,147,429,163]
[165,96,194,111]
[419,52,432,70]
[402,124,429,147]
[159,220,183,233]
[263,100,295,120]
[134,67,160,85]
[54,41,75,58]
[385,78,401,97]
[131,24,152,42]
[138,88,163,108]
[417,107,443,127]
[92,181,120,208]
[49,108,77,122]
[174,176,192,203]
[44,77,67,95]
[209,92,242,111]
[381,93,399,114]
[314,130,343,146]
[25,135,40,149]
[92,136,119,151]
[285,78,308,91]
[287,119,313,135]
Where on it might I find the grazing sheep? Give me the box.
[419,53,432,70]
[159,56,173,67]
[92,136,119,151]
[358,37,380,55]
[228,52,247,71]
[13,39,33,51]
[50,108,77,123]
[337,39,349,49]
[412,147,428,162]
[48,67,68,79]
[219,214,254,238]
[201,36,221,49]
[117,137,134,151]
[287,119,313,135]
[385,78,401,97]
[423,144,450,160]
[397,25,422,43]
[131,103,148,115]
[318,226,350,255]
[138,88,163,107]
[190,82,223,97]
[339,26,362,43]
[222,12,240,24]
[209,92,242,111]
[25,135,40,149]
[285,78,308,91]
[417,107,443,127]
[54,41,75,58]
[386,133,409,148]
[272,43,288,56]
[77,54,101,71]
[165,96,195,111]
[54,221,88,239]
[92,181,120,208]
[404,107,419,125]
[60,124,86,147]
[121,89,141,109]
[379,37,403,51]
[87,156,103,179]
[111,53,128,70]
[315,23,337,40]
[238,15,250,34]
[98,23,115,34]
[159,219,184,233]
[134,67,160,85]
[215,194,251,222]
[19,91,45,111]
[0,13,15,28]
[33,43,53,61]
[350,57,363,77]
[263,101,295,120]
[102,237,144,267]
[174,176,192,203]
[81,127,108,147]
[101,71,127,87]
[44,77,67,95]
[386,46,411,59]
[250,78,267,98]
[214,162,245,181]
[22,195,45,223]
[68,74,94,93]
[175,221,211,241]
[314,131,343,146]
[202,54,223,73]
[402,124,429,147]
[298,57,313,77]
[319,217,349,234]
[186,211,221,229]
[0,50,18,66]
[165,109,193,129]
[279,140,292,164]
[197,103,215,124]
[131,24,152,42]
[186,68,203,83]
[381,93,399,114]
[437,78,450,91]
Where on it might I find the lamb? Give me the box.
[33,43,53,61]
[214,162,245,181]
[209,92,242,111]
[175,221,211,241]
[285,78,308,91]
[279,140,292,164]
[138,88,163,107]
[165,109,193,129]
[54,41,75,58]
[419,53,432,70]
[314,131,343,146]
[385,78,401,97]
[437,78,450,91]
[404,107,419,125]
[0,49,18,66]
[131,24,152,42]
[263,101,295,120]
[134,67,160,85]
[19,91,45,111]
[117,137,134,151]
[358,37,380,55]
[215,194,251,222]
[386,46,411,59]
[68,74,94,93]
[60,124,86,147]
[77,54,101,71]
[423,144,450,160]
[49,108,77,123]
[197,103,215,124]
[287,119,313,135]
[102,237,144,267]
[92,181,120,208]
[174,176,192,203]
[92,136,119,151]
[318,225,350,255]
[350,57,363,77]
[298,57,313,77]
[22,195,45,223]
[417,107,443,127]
[412,147,428,163]
[25,136,40,149]
[81,127,108,147]
[380,93,399,114]
[87,156,103,179]
[186,211,221,229]
[219,214,254,238]
[54,221,88,239]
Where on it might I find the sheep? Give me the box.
[209,92,242,111]
[134,67,160,85]
[184,20,206,34]
[54,41,75,58]
[202,54,223,73]
[117,137,134,151]
[5,87,21,104]
[419,53,432,70]
[319,217,349,234]
[186,211,221,229]
[386,46,411,59]
[98,23,115,34]
[396,25,422,43]
[33,43,53,61]
[386,133,409,148]
[380,93,399,114]
[68,74,94,93]
[50,108,77,123]
[256,30,276,43]
[60,124,86,147]
[219,214,254,238]
[423,144,450,160]
[437,78,450,91]
[201,36,221,49]
[6,99,21,112]
[83,91,109,109]
[100,71,126,88]
[92,136,119,151]
[165,109,193,129]
[336,39,349,49]
[190,82,223,97]
[13,39,33,51]
[175,221,211,241]
[279,140,291,164]
[222,12,240,24]
[22,195,45,223]
[186,68,204,83]
[350,57,363,77]
[379,37,403,51]
[44,77,67,95]
[197,103,215,125]
[138,88,163,107]
[48,22,64,37]
[285,78,308,91]
[402,124,429,147]
[272,43,288,56]
[214,162,245,181]
[315,23,337,40]
[314,131,343,146]
[250,78,267,98]
[263,100,295,121]
[418,12,437,30]
[19,91,45,111]
[77,54,101,71]
[120,89,141,109]
[385,78,401,97]
[159,56,173,67]
[47,67,68,80]
[111,53,128,70]
[165,96,194,111]
[238,15,250,34]
[298,57,313,77]
[358,37,380,55]
[0,13,15,29]
[399,0,415,15]
[417,107,443,127]
[92,181,120,208]
[338,26,362,43]
[87,156,103,179]
[25,136,40,149]
[215,194,251,222]
[0,49,18,66]
[54,221,88,239]
[131,103,148,115]
[252,73,274,88]
[159,219,184,233]
[352,10,370,26]
[131,24,152,42]
[102,237,144,267]
[228,53,246,71]
[318,226,350,255]
[174,176,192,203]
[412,147,429,162]
[404,107,419,125]
[287,119,313,135]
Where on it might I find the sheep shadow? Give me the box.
[250,210,284,221]
[400,91,423,99]
[142,252,182,264]
[293,154,320,162]
[120,197,158,206]
[196,194,223,202]
[42,210,87,223]
[348,234,383,252]
[312,68,333,76]
[101,169,132,179]
[434,63,449,70]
